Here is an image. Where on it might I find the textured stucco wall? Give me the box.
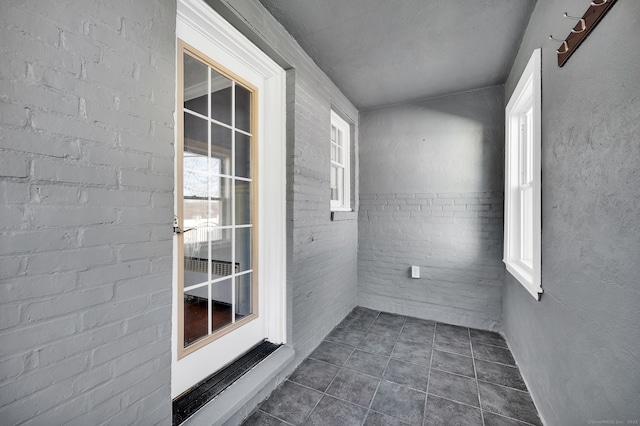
[502,0,640,424]
[358,86,505,330]
[0,0,176,424]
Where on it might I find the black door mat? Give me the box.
[172,340,281,425]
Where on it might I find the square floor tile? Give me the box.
[310,341,353,366]
[391,340,432,366]
[304,395,367,426]
[326,368,380,407]
[243,410,289,426]
[431,350,475,378]
[469,328,508,348]
[424,394,482,426]
[479,381,542,426]
[374,312,406,328]
[383,359,429,391]
[483,411,534,426]
[473,343,516,366]
[250,313,541,426]
[344,349,388,378]
[371,380,426,426]
[403,317,436,330]
[398,323,434,344]
[289,358,339,392]
[341,314,376,332]
[435,323,470,341]
[434,333,472,357]
[428,369,479,407]
[367,322,403,340]
[326,326,365,347]
[358,333,396,356]
[364,410,409,426]
[351,306,380,319]
[260,380,323,425]
[475,359,527,391]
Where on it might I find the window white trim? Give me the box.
[330,110,351,211]
[504,48,542,300]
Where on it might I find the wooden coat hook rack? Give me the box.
[549,0,618,67]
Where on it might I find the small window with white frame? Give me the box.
[504,48,542,300]
[330,110,351,211]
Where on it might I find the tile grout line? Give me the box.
[469,328,485,426]
[298,311,378,425]
[358,310,382,426]
[480,409,542,426]
[255,409,296,426]
[422,322,438,426]
[359,312,402,426]
[252,311,532,426]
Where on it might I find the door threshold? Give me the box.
[172,341,290,425]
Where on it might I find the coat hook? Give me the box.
[549,35,569,54]
[563,12,586,33]
[591,0,608,6]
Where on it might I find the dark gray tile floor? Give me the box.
[243,307,542,426]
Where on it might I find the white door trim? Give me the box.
[172,0,286,398]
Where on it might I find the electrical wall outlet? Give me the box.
[411,265,420,279]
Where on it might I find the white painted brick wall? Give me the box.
[0,0,176,424]
[214,0,360,363]
[358,192,504,330]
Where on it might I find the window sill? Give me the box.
[504,259,542,300]
[330,210,356,221]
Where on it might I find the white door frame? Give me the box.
[172,0,286,398]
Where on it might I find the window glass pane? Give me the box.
[521,187,533,263]
[184,288,208,347]
[211,123,232,175]
[211,278,233,332]
[235,133,251,179]
[526,110,534,183]
[183,219,208,289]
[336,167,344,204]
[235,227,252,273]
[183,53,208,116]
[330,166,338,201]
[331,144,337,162]
[236,273,253,318]
[331,126,336,143]
[211,228,232,279]
[183,201,209,287]
[184,114,208,200]
[210,177,232,226]
[235,84,251,132]
[235,180,252,225]
[211,70,232,126]
[184,113,208,153]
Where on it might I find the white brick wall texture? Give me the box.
[358,192,504,330]
[0,0,176,424]
[214,0,360,366]
[1,0,359,423]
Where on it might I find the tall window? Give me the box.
[504,48,542,300]
[330,110,351,210]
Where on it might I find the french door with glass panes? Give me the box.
[173,0,286,399]
[178,41,258,356]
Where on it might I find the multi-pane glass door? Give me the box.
[178,44,257,356]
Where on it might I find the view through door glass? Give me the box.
[179,47,257,356]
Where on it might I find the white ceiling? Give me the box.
[259,0,537,109]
